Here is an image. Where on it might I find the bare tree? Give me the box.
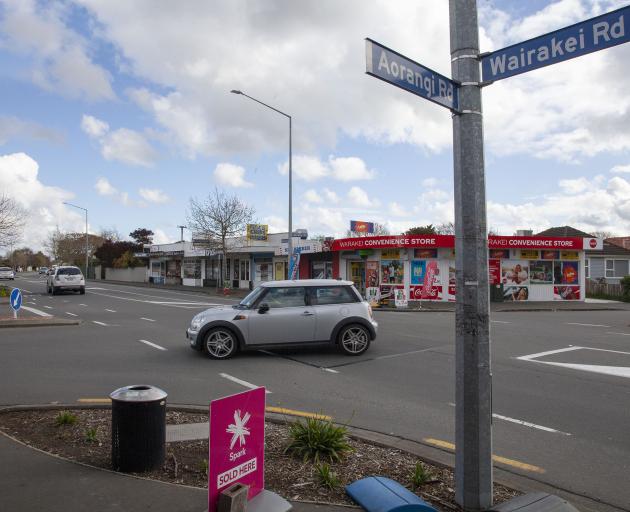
[0,194,25,249]
[591,230,615,240]
[187,188,255,287]
[436,222,455,235]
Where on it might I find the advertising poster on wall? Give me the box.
[488,259,501,285]
[410,260,426,285]
[410,285,443,301]
[560,251,579,260]
[503,286,529,301]
[541,250,560,260]
[554,286,580,300]
[561,261,579,284]
[410,260,442,300]
[366,287,380,306]
[529,260,553,284]
[379,284,403,305]
[366,261,379,288]
[394,288,408,308]
[490,249,510,259]
[381,249,400,259]
[448,265,456,301]
[502,260,529,286]
[414,249,438,258]
[381,259,404,284]
[520,250,539,259]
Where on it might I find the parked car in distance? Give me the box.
[38,267,49,275]
[0,267,15,280]
[47,266,85,295]
[186,279,378,359]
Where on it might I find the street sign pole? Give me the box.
[449,1,493,509]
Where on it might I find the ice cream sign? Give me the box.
[208,387,266,511]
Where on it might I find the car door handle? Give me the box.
[302,311,314,316]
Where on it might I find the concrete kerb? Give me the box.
[0,318,81,328]
[0,403,621,512]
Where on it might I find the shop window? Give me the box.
[240,259,250,281]
[183,259,201,279]
[381,259,404,284]
[606,259,629,278]
[225,259,231,280]
[166,259,181,278]
[585,258,589,278]
[312,261,333,279]
[256,259,272,281]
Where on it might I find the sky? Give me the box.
[0,0,629,252]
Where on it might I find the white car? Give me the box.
[0,267,15,280]
[47,266,85,295]
[186,279,378,359]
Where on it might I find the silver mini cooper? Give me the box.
[186,279,378,359]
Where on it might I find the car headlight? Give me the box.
[190,316,204,331]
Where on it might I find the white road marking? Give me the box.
[219,373,271,394]
[105,309,117,313]
[66,312,78,317]
[138,339,167,351]
[447,403,571,435]
[79,304,87,307]
[322,368,339,374]
[140,317,156,322]
[566,322,611,328]
[87,289,224,308]
[43,305,53,309]
[92,321,108,326]
[374,347,441,361]
[20,305,52,317]
[21,289,32,293]
[518,346,630,379]
[607,331,630,336]
[491,320,510,324]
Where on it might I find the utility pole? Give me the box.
[177,225,186,242]
[449,1,493,509]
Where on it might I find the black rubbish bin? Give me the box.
[110,384,167,472]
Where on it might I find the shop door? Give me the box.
[239,259,251,289]
[348,261,366,297]
[233,259,240,288]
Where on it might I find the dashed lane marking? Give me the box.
[43,305,53,309]
[105,309,117,313]
[423,438,545,473]
[66,312,78,317]
[141,317,156,322]
[322,368,339,374]
[566,322,611,328]
[79,304,87,307]
[92,321,108,326]
[219,373,271,394]
[139,339,167,351]
[607,331,630,336]
[491,320,510,324]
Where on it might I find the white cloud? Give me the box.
[139,188,170,203]
[213,163,253,188]
[152,228,173,244]
[0,1,114,101]
[422,177,439,188]
[0,152,83,250]
[328,156,375,181]
[95,177,117,196]
[347,186,374,207]
[303,189,322,203]
[279,155,329,182]
[611,164,630,174]
[81,114,109,138]
[323,188,340,203]
[279,155,374,182]
[558,177,591,194]
[0,116,64,145]
[390,201,407,217]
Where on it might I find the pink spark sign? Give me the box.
[208,387,266,511]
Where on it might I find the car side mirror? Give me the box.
[258,303,270,314]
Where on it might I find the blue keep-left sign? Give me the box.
[366,38,459,112]
[481,5,630,83]
[10,288,22,312]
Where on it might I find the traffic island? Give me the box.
[0,406,520,510]
[0,317,81,328]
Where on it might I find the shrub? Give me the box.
[410,462,432,489]
[315,462,340,490]
[85,427,98,442]
[200,459,208,476]
[621,275,630,301]
[55,411,77,426]
[284,417,353,463]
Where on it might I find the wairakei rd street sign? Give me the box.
[365,38,459,111]
[481,5,630,83]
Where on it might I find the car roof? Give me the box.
[260,279,353,287]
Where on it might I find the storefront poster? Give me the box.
[410,260,426,285]
[554,286,580,300]
[541,250,559,260]
[246,224,268,241]
[529,260,553,284]
[414,249,437,259]
[501,260,529,285]
[381,249,400,259]
[561,261,579,284]
[381,259,404,284]
[394,288,408,308]
[448,265,456,301]
[366,287,380,306]
[503,286,529,301]
[410,285,443,301]
[366,261,379,287]
[422,260,439,296]
[490,249,510,259]
[379,284,403,305]
[488,259,500,285]
[520,250,539,259]
[560,251,579,260]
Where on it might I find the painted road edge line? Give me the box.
[138,339,167,351]
[141,317,156,322]
[20,305,52,317]
[266,406,332,421]
[423,438,545,474]
[607,331,630,336]
[219,373,272,394]
[517,346,582,361]
[566,322,611,328]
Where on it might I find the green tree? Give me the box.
[404,225,437,235]
[129,228,154,245]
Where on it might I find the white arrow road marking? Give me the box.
[139,339,167,351]
[220,373,271,394]
[20,306,51,317]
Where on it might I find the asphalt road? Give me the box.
[2,273,629,511]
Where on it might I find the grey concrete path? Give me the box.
[0,432,356,512]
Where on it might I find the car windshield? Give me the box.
[57,267,81,276]
[237,286,266,309]
[0,267,11,271]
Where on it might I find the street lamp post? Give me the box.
[63,202,88,278]
[230,89,293,278]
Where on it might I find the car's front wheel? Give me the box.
[203,327,238,359]
[338,324,371,356]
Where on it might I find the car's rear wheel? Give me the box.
[80,286,85,295]
[203,327,238,359]
[338,324,370,356]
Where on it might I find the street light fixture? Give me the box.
[230,89,294,278]
[63,202,89,277]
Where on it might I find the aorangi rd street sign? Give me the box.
[481,4,630,83]
[365,38,459,111]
